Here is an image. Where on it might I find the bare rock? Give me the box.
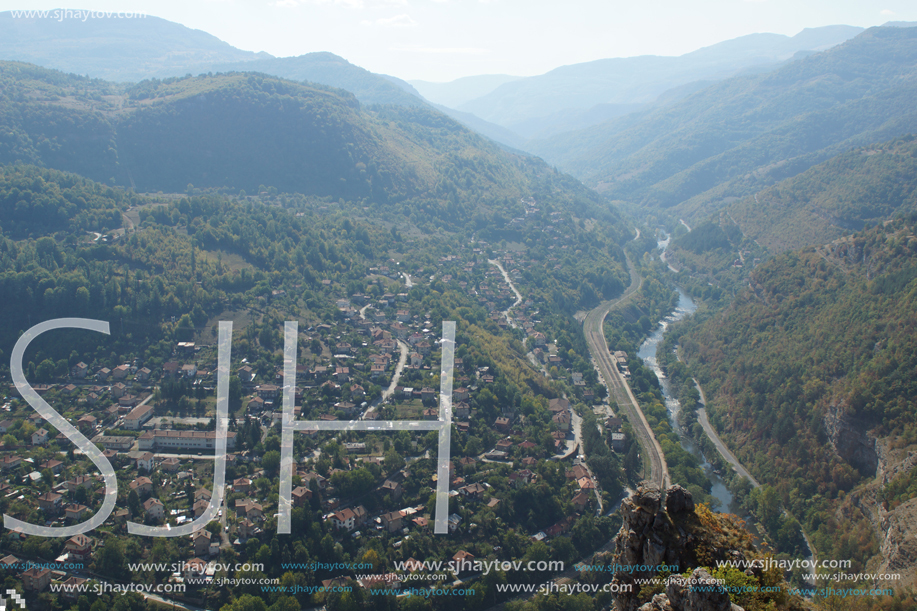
[667,568,743,611]
[637,594,674,611]
[665,485,695,514]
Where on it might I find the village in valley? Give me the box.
[0,197,634,608]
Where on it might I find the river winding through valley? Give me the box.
[638,230,817,583]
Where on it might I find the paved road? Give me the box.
[582,254,670,489]
[693,379,818,581]
[381,341,409,402]
[488,259,523,328]
[362,340,409,421]
[693,380,760,488]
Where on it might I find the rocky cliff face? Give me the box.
[875,437,917,485]
[823,401,878,477]
[875,496,917,587]
[603,484,808,611]
[608,484,751,611]
[849,437,917,589]
[638,569,742,611]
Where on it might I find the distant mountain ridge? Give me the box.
[0,12,872,148]
[0,10,428,108]
[0,10,272,81]
[455,25,864,137]
[409,74,523,108]
[529,25,917,217]
[202,52,426,108]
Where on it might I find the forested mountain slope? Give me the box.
[678,217,917,580]
[529,26,917,217]
[662,135,917,291]
[457,26,862,134]
[0,62,621,238]
[726,136,917,252]
[201,52,426,107]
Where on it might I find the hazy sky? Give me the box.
[2,0,915,81]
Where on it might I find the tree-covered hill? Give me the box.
[661,134,917,298]
[203,52,426,108]
[726,135,917,252]
[0,62,617,228]
[677,216,917,574]
[529,25,917,217]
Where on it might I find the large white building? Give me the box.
[138,430,237,451]
[123,403,155,430]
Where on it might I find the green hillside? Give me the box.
[661,134,917,297]
[0,62,618,237]
[727,136,917,252]
[677,217,917,570]
[530,26,917,215]
[203,52,426,107]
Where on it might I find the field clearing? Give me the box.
[393,399,425,419]
[201,249,254,272]
[199,308,258,344]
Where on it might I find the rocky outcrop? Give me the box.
[875,437,917,485]
[666,485,695,515]
[823,401,877,477]
[609,484,753,611]
[841,437,917,590]
[876,496,917,581]
[638,569,743,611]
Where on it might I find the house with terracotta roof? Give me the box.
[37,491,63,514]
[381,480,402,501]
[452,550,475,574]
[460,483,486,500]
[65,504,89,522]
[573,491,591,512]
[143,498,164,520]
[21,567,51,591]
[130,476,153,496]
[235,499,263,521]
[233,477,251,494]
[65,534,92,561]
[330,508,358,531]
[380,510,404,533]
[31,428,49,446]
[192,529,212,557]
[291,486,312,507]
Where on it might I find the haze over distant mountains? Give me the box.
[530,25,917,219]
[0,11,875,145]
[409,74,524,108]
[0,12,273,81]
[449,26,864,136]
[4,10,917,197]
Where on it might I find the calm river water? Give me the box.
[636,233,741,513]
